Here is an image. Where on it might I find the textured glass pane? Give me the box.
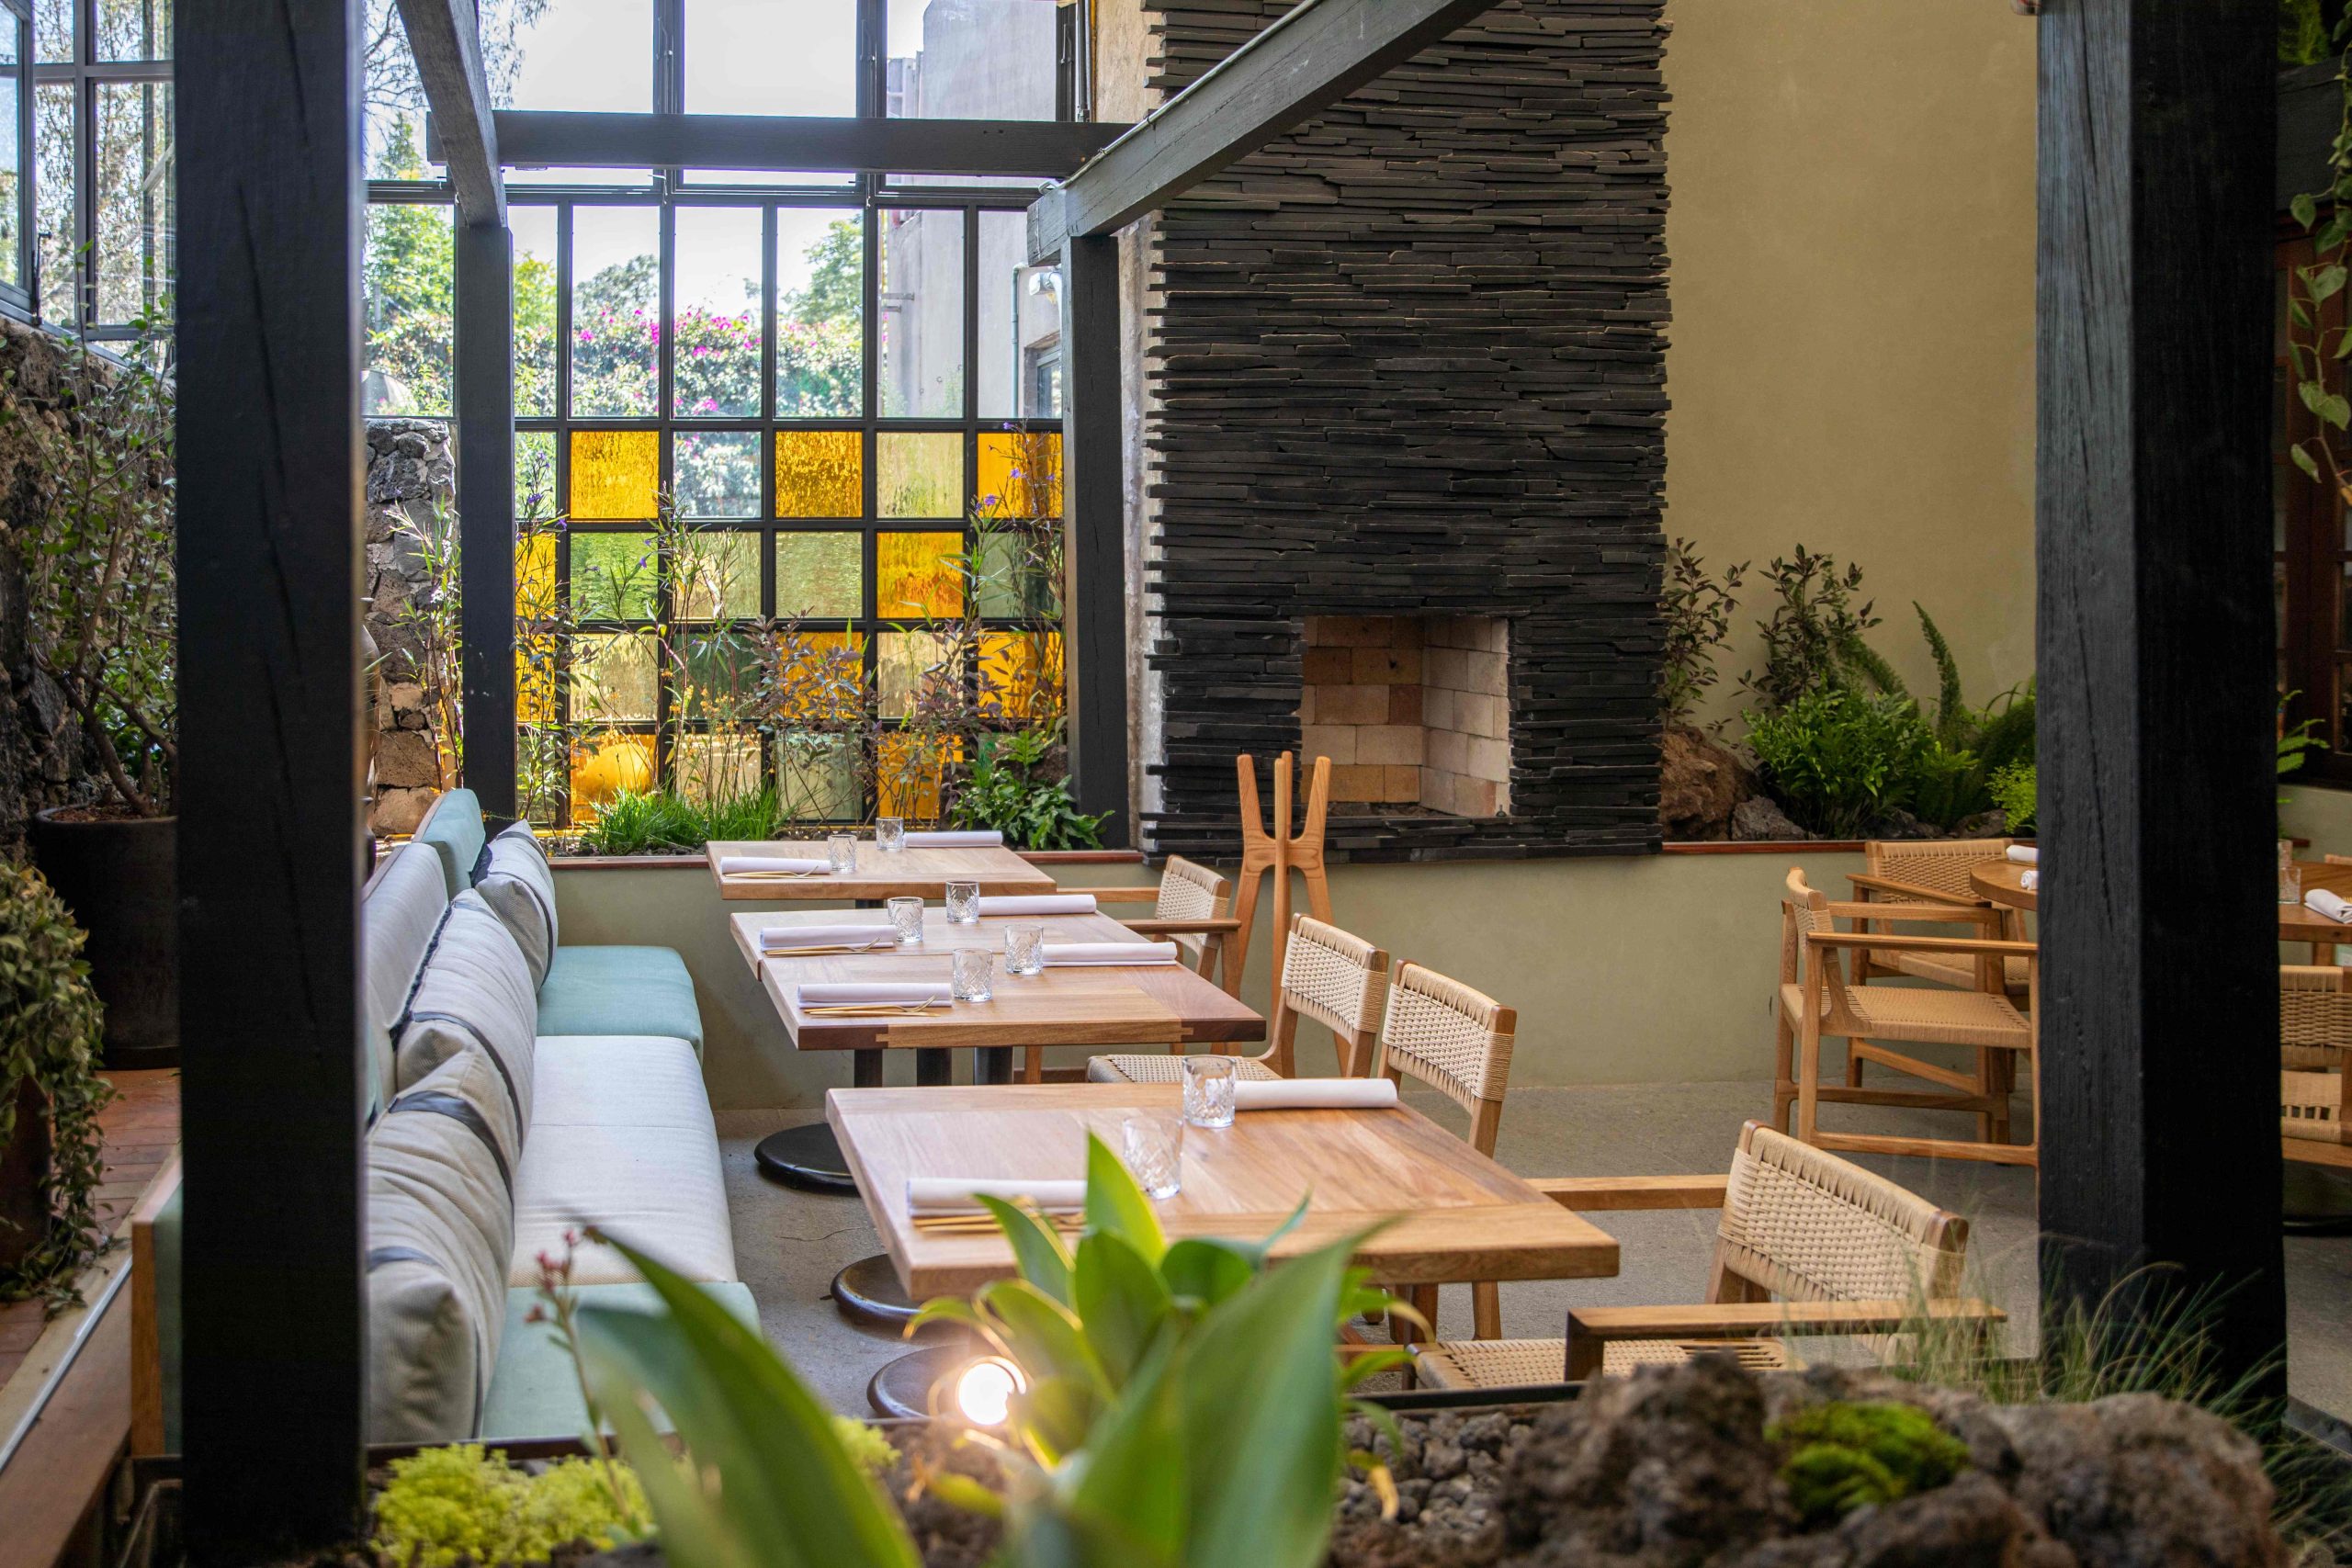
[878,532,964,619]
[879,629,950,717]
[675,730,763,806]
[677,530,760,620]
[363,200,451,414]
[978,211,1060,416]
[975,525,1059,619]
[687,0,855,116]
[513,206,557,417]
[35,81,71,320]
[777,208,862,417]
[878,731,958,820]
[35,0,66,61]
[95,0,167,59]
[571,731,656,812]
[886,0,1057,120]
[501,0,651,111]
[572,634,658,722]
[980,630,1063,722]
[774,429,862,517]
[678,625,763,718]
[779,731,861,822]
[675,430,760,517]
[516,631,560,725]
[879,209,962,417]
[877,431,962,518]
[673,206,761,417]
[0,35,18,291]
[515,430,558,525]
[95,82,172,324]
[978,430,1059,518]
[772,629,865,722]
[571,532,658,621]
[775,532,863,621]
[571,206,659,415]
[571,430,659,520]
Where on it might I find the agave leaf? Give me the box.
[978,1277,1110,1395]
[1158,1237,1259,1311]
[907,1295,1010,1358]
[1075,1231,1177,1384]
[592,1372,760,1568]
[1060,1329,1188,1557]
[980,1193,1076,1306]
[1015,1373,1100,1464]
[1083,1131,1166,1263]
[1339,1347,1412,1392]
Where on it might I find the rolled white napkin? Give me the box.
[762,922,895,952]
[1230,1077,1400,1112]
[976,893,1098,917]
[720,854,831,875]
[2019,870,2039,893]
[906,829,1004,848]
[1041,942,1180,967]
[797,981,951,1007]
[2308,889,2352,924]
[2005,845,2039,864]
[907,1177,1086,1214]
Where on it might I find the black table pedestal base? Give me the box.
[753,1122,857,1193]
[2283,1161,2352,1234]
[831,1253,923,1328]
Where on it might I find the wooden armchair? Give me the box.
[1848,838,2030,998]
[1090,855,1245,995]
[1410,1121,2005,1388]
[2283,965,2352,1168]
[1777,868,2039,1165]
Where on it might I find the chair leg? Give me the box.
[1771,1008,1797,1134]
[1023,1045,1044,1084]
[1845,1043,1864,1088]
[1797,1021,1825,1145]
[1472,1281,1501,1340]
[1973,1046,1996,1144]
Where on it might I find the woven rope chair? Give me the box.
[1089,856,1242,991]
[1849,839,2029,995]
[1776,868,2039,1165]
[2283,965,2352,1166]
[1086,915,1389,1085]
[1411,1121,2000,1389]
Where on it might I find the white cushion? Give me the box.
[395,892,539,1134]
[364,845,451,1117]
[475,823,558,988]
[509,1035,736,1287]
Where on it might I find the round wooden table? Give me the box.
[1973,857,2352,961]
[1967,860,2037,912]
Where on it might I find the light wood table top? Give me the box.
[706,840,1057,902]
[1968,861,2037,911]
[827,1082,1622,1297]
[1972,857,2352,949]
[728,907,1143,975]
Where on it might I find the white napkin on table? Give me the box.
[2019,870,2039,893]
[1041,942,1180,967]
[761,922,895,952]
[2005,845,2039,864]
[1230,1077,1400,1112]
[797,981,951,1007]
[977,894,1098,917]
[2308,889,2352,924]
[906,829,1004,848]
[907,1177,1086,1214]
[721,854,831,875]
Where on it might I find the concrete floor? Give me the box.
[713,1081,2352,1420]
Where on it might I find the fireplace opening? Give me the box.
[1298,615,1511,818]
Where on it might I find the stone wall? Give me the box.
[364,418,455,835]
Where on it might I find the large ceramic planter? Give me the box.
[28,807,177,1070]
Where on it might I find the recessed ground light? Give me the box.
[947,1355,1023,1427]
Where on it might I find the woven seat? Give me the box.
[2282,966,2352,1160]
[1087,1054,1281,1085]
[1412,1122,1989,1390]
[1029,856,1237,1080]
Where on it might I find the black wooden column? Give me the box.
[1062,231,1129,843]
[176,0,370,1552]
[456,219,517,819]
[2036,0,2285,1385]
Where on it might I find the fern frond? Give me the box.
[1916,605,1965,748]
[1838,633,1908,703]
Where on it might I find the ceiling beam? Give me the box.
[395,0,504,225]
[477,111,1127,177]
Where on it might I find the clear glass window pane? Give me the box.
[94,0,166,59]
[571,730,656,811]
[0,28,22,291]
[93,81,172,325]
[571,633,658,720]
[673,206,761,417]
[978,430,1059,518]
[975,525,1059,618]
[777,208,863,417]
[877,430,963,517]
[774,429,863,517]
[676,529,761,620]
[978,211,1059,417]
[34,0,65,62]
[686,0,855,116]
[515,430,557,525]
[363,199,452,415]
[676,729,763,805]
[364,0,433,175]
[878,530,964,618]
[35,79,72,319]
[879,628,950,716]
[571,430,660,519]
[779,730,861,820]
[571,206,660,415]
[512,206,558,417]
[499,0,652,112]
[675,430,761,516]
[886,0,1058,121]
[879,209,963,417]
[775,532,863,620]
[571,531,659,620]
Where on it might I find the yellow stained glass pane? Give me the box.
[877,431,963,518]
[878,732,960,823]
[978,431,1062,519]
[775,532,863,621]
[878,532,964,620]
[879,629,951,718]
[571,731,654,814]
[571,430,659,519]
[980,630,1065,723]
[775,429,863,518]
[515,531,558,621]
[516,634,561,726]
[770,628,866,724]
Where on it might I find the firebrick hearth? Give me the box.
[1299,616,1510,818]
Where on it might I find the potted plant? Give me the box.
[0,859,113,1304]
[15,321,176,1067]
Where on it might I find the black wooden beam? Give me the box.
[1045,0,1500,242]
[2036,0,2284,1388]
[1061,231,1127,844]
[455,220,516,819]
[469,110,1126,177]
[394,0,503,224]
[177,0,370,1552]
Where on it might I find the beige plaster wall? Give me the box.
[1661,0,2040,728]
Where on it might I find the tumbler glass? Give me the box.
[827,831,857,874]
[1004,923,1046,976]
[945,880,982,924]
[1182,1055,1238,1129]
[2282,838,2304,906]
[951,947,994,1003]
[876,817,907,853]
[888,895,926,947]
[1120,1112,1184,1200]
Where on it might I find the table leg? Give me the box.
[854,1048,885,1089]
[977,1046,1013,1085]
[755,1048,888,1190]
[916,1049,954,1088]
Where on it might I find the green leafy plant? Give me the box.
[571,787,786,855]
[951,729,1112,850]
[1770,1401,1969,1528]
[1826,604,2036,829]
[1741,547,1882,714]
[2287,0,2334,64]
[0,861,114,1308]
[370,1444,646,1568]
[1988,761,2037,836]
[1660,537,1747,726]
[1745,689,1934,838]
[2289,4,2352,502]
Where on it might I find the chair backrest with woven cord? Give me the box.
[1709,1121,1969,1306]
[1779,868,1848,994]
[1155,856,1227,921]
[2280,965,2352,1142]
[1269,915,1390,1078]
[1374,961,1516,1155]
[1861,838,2013,902]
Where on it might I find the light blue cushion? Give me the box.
[536,946,703,1055]
[413,788,486,901]
[480,1280,759,1439]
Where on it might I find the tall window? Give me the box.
[31,0,173,334]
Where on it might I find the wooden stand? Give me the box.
[1232,752,1334,999]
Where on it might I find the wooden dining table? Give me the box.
[705,839,1057,902]
[1973,856,2352,961]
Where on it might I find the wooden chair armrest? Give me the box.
[1819,898,1998,927]
[1847,873,1987,906]
[1530,1175,1729,1211]
[1566,1297,2006,1374]
[1089,887,1159,905]
[1806,932,2035,957]
[1123,917,1243,936]
[131,1153,183,1457]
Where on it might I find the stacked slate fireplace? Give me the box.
[1136,0,1670,863]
